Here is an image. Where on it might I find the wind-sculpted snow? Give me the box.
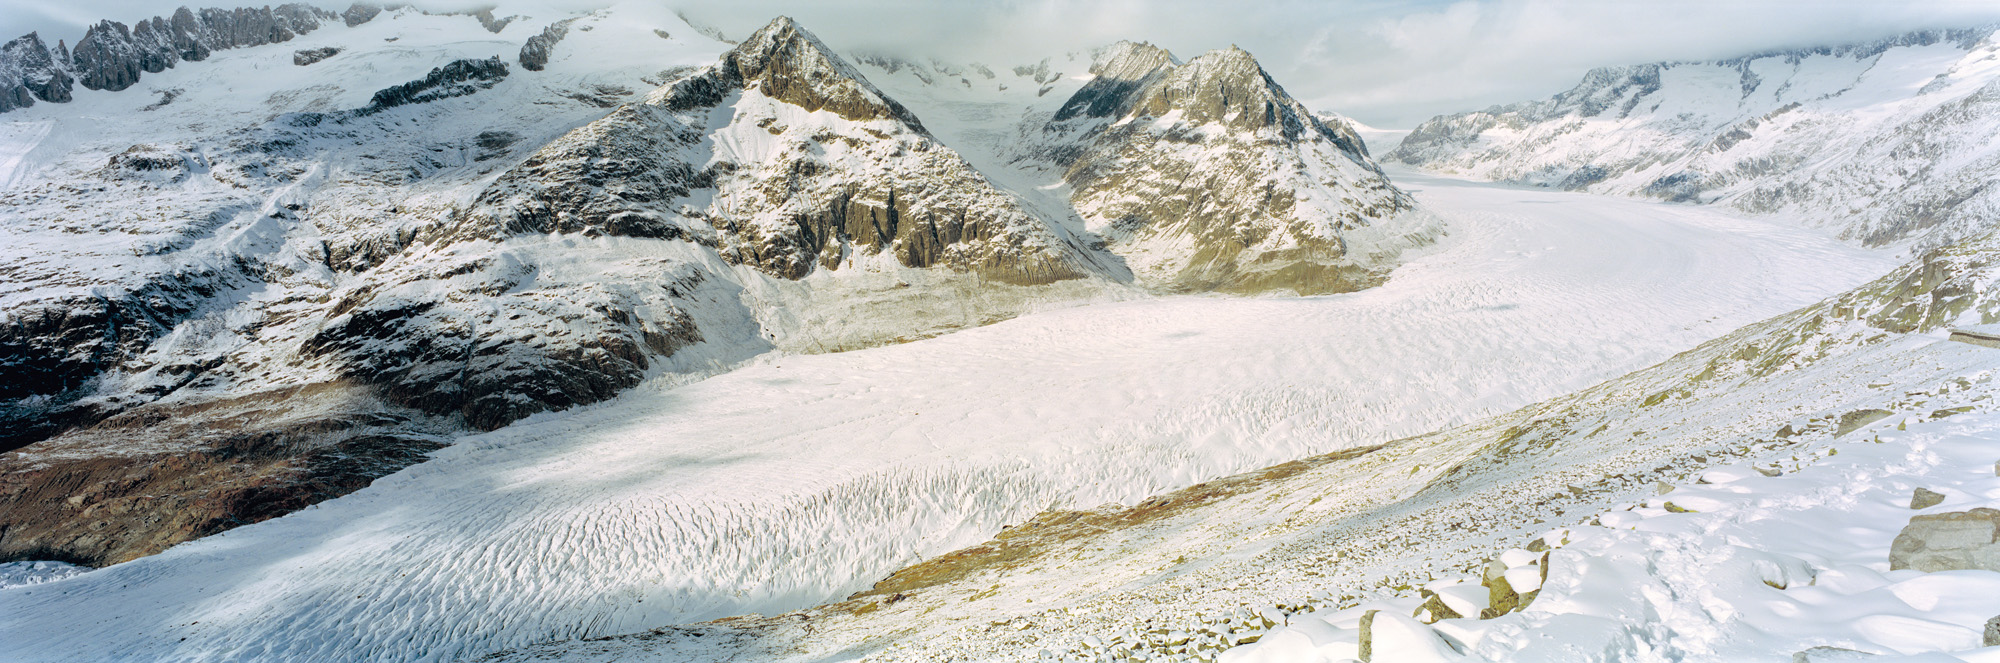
[0,169,1897,662]
[1392,27,2000,250]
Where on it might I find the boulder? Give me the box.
[293,46,339,66]
[1889,507,2000,572]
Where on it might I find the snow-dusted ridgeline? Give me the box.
[1391,27,2000,250]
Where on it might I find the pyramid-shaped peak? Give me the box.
[1055,40,1179,122]
[718,16,923,127]
[1092,40,1178,75]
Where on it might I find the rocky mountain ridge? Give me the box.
[0,8,1420,569]
[1390,26,2000,250]
[1030,41,1426,294]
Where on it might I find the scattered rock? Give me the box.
[1987,615,2000,647]
[1911,487,1946,509]
[1889,507,2000,572]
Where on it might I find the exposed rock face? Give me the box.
[477,16,1111,286]
[1032,42,1422,294]
[70,5,333,93]
[1390,27,2000,250]
[363,57,507,112]
[292,46,339,66]
[0,4,335,110]
[518,18,578,71]
[0,33,72,113]
[342,3,385,27]
[0,386,452,566]
[1890,507,2000,572]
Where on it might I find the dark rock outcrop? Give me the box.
[0,33,73,112]
[342,3,385,27]
[0,4,334,110]
[293,46,339,66]
[518,18,578,71]
[362,56,507,112]
[0,386,451,566]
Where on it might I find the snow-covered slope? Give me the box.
[0,3,757,567]
[1391,27,2000,250]
[0,168,1897,662]
[461,172,2000,663]
[859,42,1437,296]
[1034,42,1433,294]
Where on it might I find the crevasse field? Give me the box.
[0,167,1898,662]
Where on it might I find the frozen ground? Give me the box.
[0,169,1899,662]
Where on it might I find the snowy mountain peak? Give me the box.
[0,32,72,112]
[1052,40,1174,121]
[1025,41,1425,295]
[715,16,925,129]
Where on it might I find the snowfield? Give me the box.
[0,168,1897,662]
[1223,411,2000,663]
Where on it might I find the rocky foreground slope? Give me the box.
[0,5,1424,568]
[1391,27,2000,250]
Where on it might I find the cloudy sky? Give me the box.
[7,0,2000,126]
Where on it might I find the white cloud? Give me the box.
[4,0,1999,127]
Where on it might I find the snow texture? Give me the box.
[1391,28,2000,251]
[0,168,1895,662]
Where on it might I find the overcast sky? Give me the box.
[7,1,2000,127]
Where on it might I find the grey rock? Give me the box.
[293,46,340,66]
[48,4,334,95]
[1889,507,2000,572]
[518,18,578,72]
[0,32,74,112]
[1911,487,1946,509]
[342,3,384,27]
[362,57,508,112]
[71,20,145,91]
[476,17,1107,287]
[1987,615,2000,647]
